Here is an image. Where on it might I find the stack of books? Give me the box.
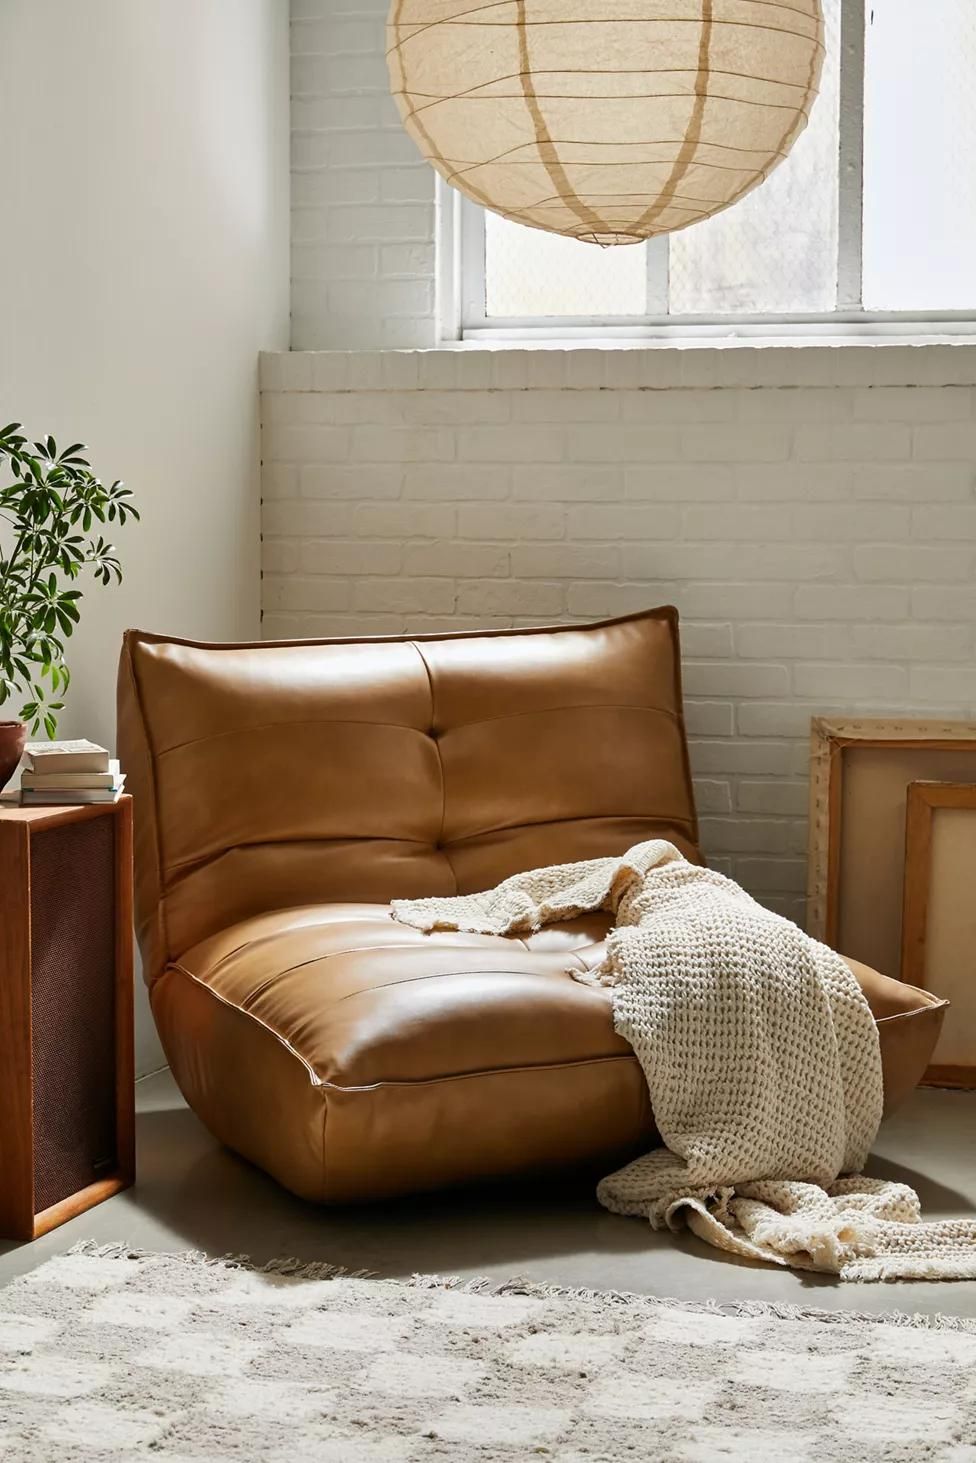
[20,740,125,806]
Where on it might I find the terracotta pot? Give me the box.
[0,720,27,792]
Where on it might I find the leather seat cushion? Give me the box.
[152,903,947,1204]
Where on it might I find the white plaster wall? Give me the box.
[0,0,290,1075]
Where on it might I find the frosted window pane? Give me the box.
[863,0,976,311]
[485,212,647,318]
[667,0,840,316]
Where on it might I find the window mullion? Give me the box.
[836,0,866,311]
[646,235,670,316]
[456,191,487,333]
[435,178,462,341]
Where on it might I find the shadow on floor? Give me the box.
[128,1101,975,1296]
[129,1106,675,1279]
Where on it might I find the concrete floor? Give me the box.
[2,1071,974,1318]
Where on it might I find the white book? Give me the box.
[19,785,124,806]
[20,759,122,790]
[24,739,110,775]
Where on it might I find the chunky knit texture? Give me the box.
[393,842,976,1281]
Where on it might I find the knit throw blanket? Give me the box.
[393,841,976,1281]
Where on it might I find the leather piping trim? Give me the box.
[122,637,168,981]
[121,605,680,654]
[877,999,949,1024]
[167,960,639,1089]
[666,615,699,850]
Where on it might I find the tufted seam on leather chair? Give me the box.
[411,640,455,889]
[225,948,588,1015]
[156,716,438,761]
[306,964,589,1012]
[164,834,441,880]
[234,946,451,1013]
[442,810,699,850]
[419,702,686,736]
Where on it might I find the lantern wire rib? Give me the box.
[446,162,779,187]
[395,65,812,96]
[389,17,824,50]
[528,192,726,207]
[514,0,606,236]
[438,137,786,155]
[389,0,821,35]
[387,0,821,48]
[438,143,792,183]
[631,0,714,234]
[404,89,810,124]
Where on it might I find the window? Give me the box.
[442,0,976,340]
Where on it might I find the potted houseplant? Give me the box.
[0,422,139,790]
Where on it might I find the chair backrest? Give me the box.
[118,608,699,984]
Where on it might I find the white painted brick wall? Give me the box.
[261,343,976,927]
[291,0,436,349]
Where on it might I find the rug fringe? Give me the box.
[65,1240,976,1335]
[66,1239,373,1282]
[407,1269,976,1332]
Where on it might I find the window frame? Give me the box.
[436,0,976,345]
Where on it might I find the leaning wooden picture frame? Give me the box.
[901,782,976,1089]
[807,717,976,990]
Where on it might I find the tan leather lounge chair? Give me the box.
[118,609,946,1205]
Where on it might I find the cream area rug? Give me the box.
[0,1245,974,1462]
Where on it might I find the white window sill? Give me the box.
[261,339,976,394]
[453,332,976,351]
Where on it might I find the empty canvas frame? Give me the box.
[807,718,976,982]
[901,782,976,1088]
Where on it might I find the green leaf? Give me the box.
[0,420,138,716]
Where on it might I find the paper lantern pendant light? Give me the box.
[388,1,824,246]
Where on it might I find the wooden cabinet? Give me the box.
[0,797,135,1240]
